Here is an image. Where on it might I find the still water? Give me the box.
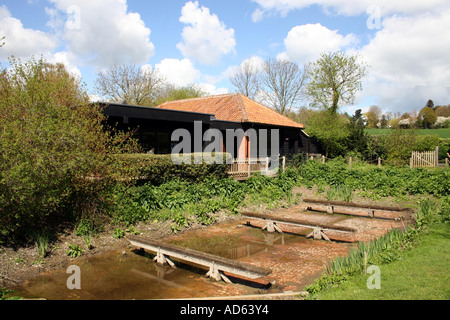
[9,220,343,300]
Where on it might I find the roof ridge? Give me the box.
[156,93,239,108]
[234,93,249,122]
[239,94,305,127]
[156,92,304,128]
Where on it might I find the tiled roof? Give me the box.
[156,93,304,129]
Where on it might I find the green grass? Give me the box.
[365,128,450,138]
[310,224,450,300]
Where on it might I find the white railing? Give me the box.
[228,157,286,180]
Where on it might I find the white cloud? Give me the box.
[177,1,236,65]
[48,51,82,79]
[154,58,228,95]
[47,0,154,68]
[251,8,265,23]
[0,5,56,60]
[357,10,450,112]
[225,55,266,83]
[242,56,266,71]
[267,3,450,113]
[198,83,228,95]
[251,0,450,19]
[279,24,358,64]
[155,58,201,87]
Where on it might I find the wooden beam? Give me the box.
[303,199,409,212]
[303,198,410,221]
[241,212,356,234]
[127,235,272,282]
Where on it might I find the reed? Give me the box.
[325,227,405,276]
[34,232,49,259]
[326,185,354,202]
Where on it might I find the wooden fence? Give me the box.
[228,157,285,180]
[410,147,439,169]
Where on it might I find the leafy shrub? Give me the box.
[112,228,125,239]
[66,243,84,258]
[414,135,440,152]
[113,153,230,184]
[298,159,449,198]
[0,57,138,241]
[109,167,300,230]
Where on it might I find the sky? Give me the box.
[1,0,449,115]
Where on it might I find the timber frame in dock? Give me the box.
[127,235,272,283]
[241,211,356,241]
[303,199,411,221]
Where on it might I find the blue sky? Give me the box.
[1,0,450,115]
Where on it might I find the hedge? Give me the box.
[113,153,232,184]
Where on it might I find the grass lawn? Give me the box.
[366,128,450,138]
[311,224,450,300]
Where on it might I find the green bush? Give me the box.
[0,57,138,241]
[113,153,230,184]
[414,135,440,152]
[109,167,300,230]
[298,159,449,199]
[66,243,84,258]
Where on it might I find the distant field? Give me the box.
[366,128,450,138]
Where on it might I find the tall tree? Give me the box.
[365,105,382,128]
[259,58,309,115]
[425,99,434,110]
[306,51,368,114]
[306,110,350,157]
[418,106,437,129]
[435,105,450,117]
[229,59,261,99]
[95,64,165,106]
[347,109,371,158]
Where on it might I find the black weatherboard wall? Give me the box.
[100,102,317,157]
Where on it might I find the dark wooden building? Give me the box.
[101,93,317,159]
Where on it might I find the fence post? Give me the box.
[435,146,439,167]
[378,157,381,169]
[349,156,352,170]
[410,152,414,169]
[282,156,286,172]
[322,155,325,164]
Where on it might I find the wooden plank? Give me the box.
[127,235,272,279]
[303,198,409,212]
[241,211,356,233]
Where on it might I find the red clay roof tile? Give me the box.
[156,93,304,128]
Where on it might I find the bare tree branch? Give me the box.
[94,64,166,106]
[229,59,261,100]
[259,58,309,115]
